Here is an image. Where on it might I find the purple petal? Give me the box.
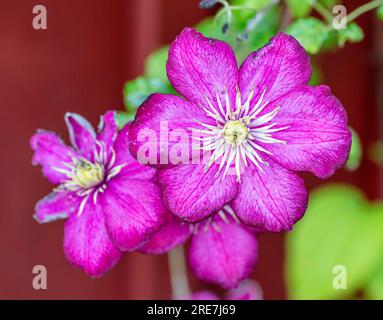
[189,217,258,289]
[114,123,156,180]
[238,32,311,107]
[226,279,263,300]
[262,85,352,178]
[101,175,165,251]
[167,28,238,110]
[129,94,214,167]
[232,160,308,232]
[65,113,96,158]
[34,191,80,223]
[97,110,118,152]
[30,130,77,184]
[158,163,238,222]
[139,213,191,255]
[63,200,122,277]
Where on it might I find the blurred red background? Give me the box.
[0,0,380,299]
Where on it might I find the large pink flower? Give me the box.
[140,206,258,289]
[129,28,351,231]
[31,111,165,276]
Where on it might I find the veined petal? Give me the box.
[232,160,308,232]
[114,123,156,180]
[188,217,258,289]
[34,191,80,223]
[97,111,118,152]
[167,28,238,111]
[63,201,122,277]
[129,94,214,167]
[65,113,96,158]
[30,130,78,184]
[158,163,238,222]
[262,86,352,178]
[238,32,311,108]
[139,213,191,255]
[102,176,165,251]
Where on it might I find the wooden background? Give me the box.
[0,0,380,299]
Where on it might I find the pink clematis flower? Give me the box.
[31,111,165,276]
[140,206,258,289]
[129,28,352,231]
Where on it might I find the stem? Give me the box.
[310,0,333,23]
[167,246,190,299]
[348,0,383,23]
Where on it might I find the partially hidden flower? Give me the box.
[129,28,352,232]
[140,205,258,289]
[31,111,165,276]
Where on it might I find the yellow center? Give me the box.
[72,160,104,189]
[223,120,249,146]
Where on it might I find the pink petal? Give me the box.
[114,123,156,180]
[232,160,308,232]
[263,85,351,178]
[139,213,191,255]
[129,93,214,167]
[158,163,238,222]
[97,110,118,152]
[63,200,122,277]
[188,217,258,289]
[65,113,96,158]
[238,32,311,107]
[167,28,238,111]
[34,191,80,223]
[30,130,78,184]
[102,175,165,251]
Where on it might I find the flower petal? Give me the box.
[167,28,238,109]
[63,200,122,277]
[102,175,165,251]
[30,130,77,184]
[238,32,311,107]
[65,113,96,158]
[97,110,118,151]
[189,217,258,289]
[158,163,238,222]
[114,123,156,180]
[139,213,191,255]
[129,93,214,167]
[34,191,80,223]
[262,85,352,178]
[232,160,308,232]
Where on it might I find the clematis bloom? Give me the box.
[140,205,258,289]
[129,28,352,231]
[31,111,165,276]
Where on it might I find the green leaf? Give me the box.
[115,112,134,129]
[123,77,174,111]
[345,128,362,171]
[286,17,328,54]
[286,0,311,18]
[230,0,271,10]
[337,23,364,47]
[309,60,323,86]
[377,6,383,21]
[145,46,170,83]
[286,184,383,299]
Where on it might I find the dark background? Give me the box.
[0,0,380,299]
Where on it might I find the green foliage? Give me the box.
[378,6,383,20]
[286,185,383,299]
[337,23,364,47]
[115,111,134,129]
[366,256,383,299]
[346,128,362,171]
[286,0,312,18]
[145,46,170,83]
[286,17,328,54]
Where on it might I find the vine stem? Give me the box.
[167,246,191,299]
[347,0,383,23]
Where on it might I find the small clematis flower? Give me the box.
[31,111,165,276]
[140,205,258,289]
[129,28,352,231]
